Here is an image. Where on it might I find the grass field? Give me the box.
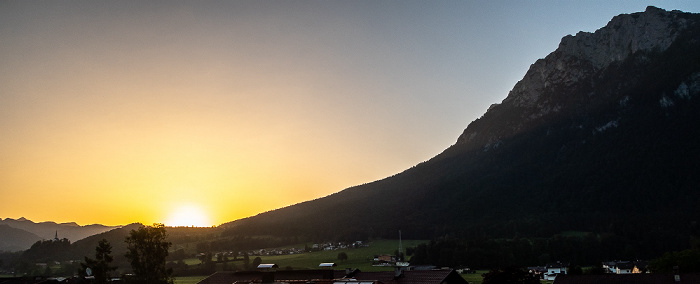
[175,239,562,284]
[174,276,208,284]
[459,271,554,284]
[183,258,203,266]
[257,239,425,271]
[460,270,486,284]
[182,239,426,272]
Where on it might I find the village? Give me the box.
[2,230,699,284]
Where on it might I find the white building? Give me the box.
[544,262,568,281]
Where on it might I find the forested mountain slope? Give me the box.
[220,7,700,260]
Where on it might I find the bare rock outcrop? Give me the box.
[456,6,698,149]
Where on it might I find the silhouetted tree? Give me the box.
[649,248,700,273]
[14,261,31,276]
[337,252,348,262]
[22,238,71,262]
[81,239,117,284]
[198,252,214,273]
[393,250,405,261]
[584,265,607,275]
[169,249,186,261]
[222,255,229,271]
[125,224,173,284]
[251,257,262,269]
[568,264,583,275]
[482,267,540,284]
[243,253,250,270]
[405,247,414,257]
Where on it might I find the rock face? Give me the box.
[559,6,687,69]
[455,6,698,150]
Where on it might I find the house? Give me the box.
[615,261,634,274]
[602,260,647,274]
[196,268,468,284]
[527,266,547,279]
[553,273,700,284]
[544,262,568,281]
[602,261,617,274]
[377,255,394,262]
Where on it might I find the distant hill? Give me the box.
[0,217,120,250]
[69,223,143,268]
[0,224,42,252]
[219,6,700,261]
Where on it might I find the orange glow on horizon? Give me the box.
[164,204,211,227]
[7,2,680,227]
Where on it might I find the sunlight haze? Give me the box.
[1,1,699,227]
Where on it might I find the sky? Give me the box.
[2,1,699,227]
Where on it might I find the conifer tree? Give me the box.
[81,239,117,284]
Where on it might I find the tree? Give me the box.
[251,257,262,269]
[482,267,540,284]
[394,250,405,262]
[649,249,700,273]
[337,252,348,262]
[243,253,250,270]
[201,252,214,273]
[81,239,117,284]
[14,261,31,276]
[221,254,229,271]
[405,247,415,257]
[125,223,173,284]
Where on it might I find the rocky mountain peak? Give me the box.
[558,6,688,69]
[455,6,698,149]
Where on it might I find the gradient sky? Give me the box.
[2,1,699,227]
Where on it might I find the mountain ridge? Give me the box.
[0,217,120,251]
[454,6,695,151]
[218,6,700,258]
[3,6,699,265]
[0,224,42,252]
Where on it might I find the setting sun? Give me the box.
[165,205,212,227]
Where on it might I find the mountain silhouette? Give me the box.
[219,8,700,258]
[0,224,42,252]
[0,217,119,251]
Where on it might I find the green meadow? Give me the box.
[181,239,426,272]
[174,276,208,284]
[239,239,425,271]
[174,239,502,283]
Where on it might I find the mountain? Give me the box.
[0,224,42,252]
[0,217,120,249]
[10,223,141,269]
[68,223,143,267]
[217,6,700,258]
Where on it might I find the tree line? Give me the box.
[408,235,700,273]
[1,224,174,284]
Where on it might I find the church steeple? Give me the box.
[53,230,59,242]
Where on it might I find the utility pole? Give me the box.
[398,230,402,261]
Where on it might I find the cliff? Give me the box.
[455,6,698,151]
